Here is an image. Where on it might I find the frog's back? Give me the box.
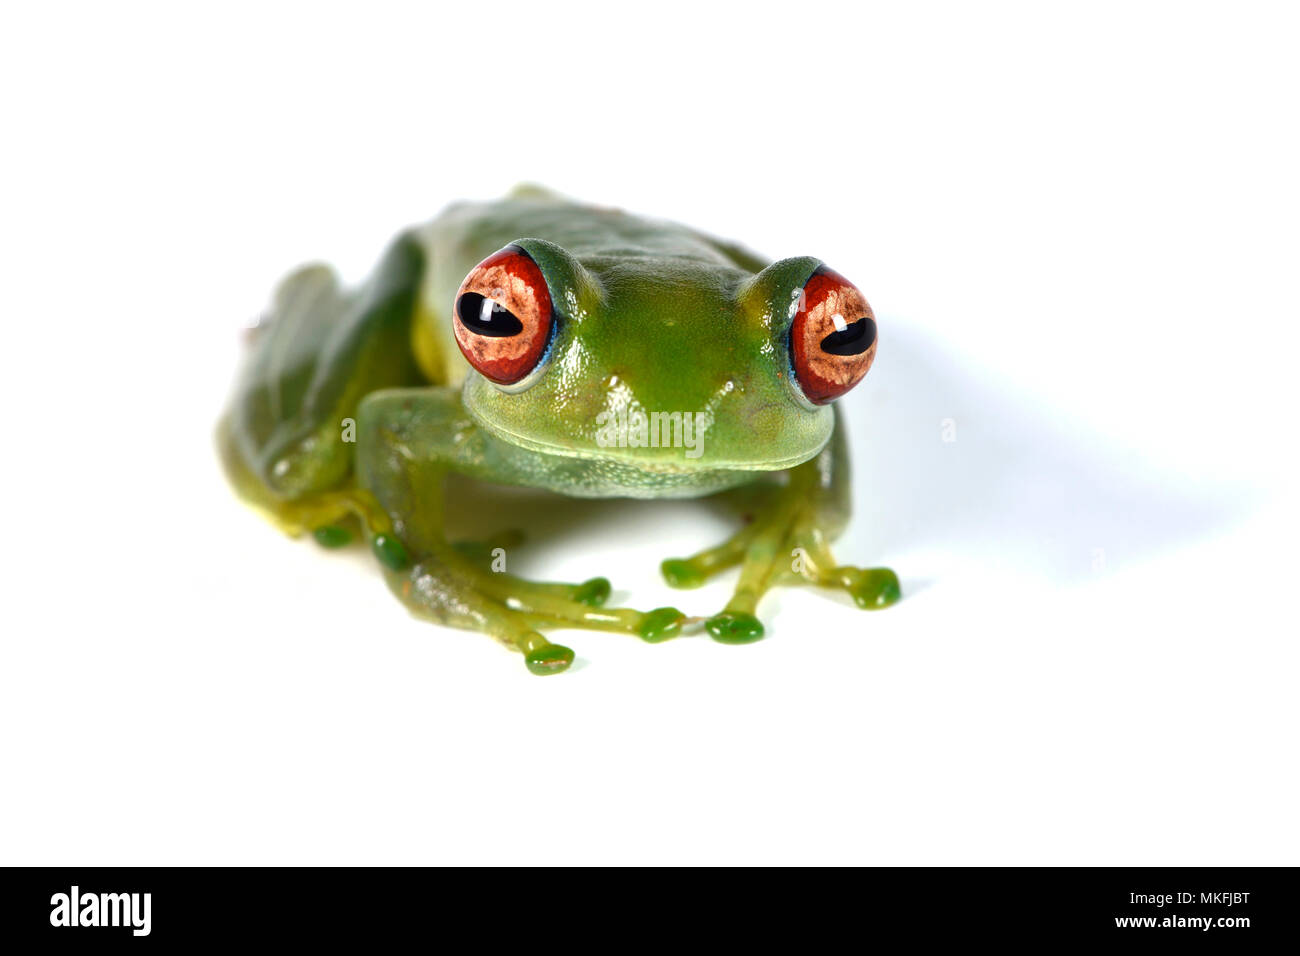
[425,186,757,268]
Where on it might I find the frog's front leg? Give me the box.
[661,406,900,643]
[355,387,687,674]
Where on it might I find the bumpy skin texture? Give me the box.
[219,187,899,674]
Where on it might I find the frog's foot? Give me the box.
[263,486,424,573]
[662,486,900,644]
[385,536,688,674]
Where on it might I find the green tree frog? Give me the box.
[219,187,900,674]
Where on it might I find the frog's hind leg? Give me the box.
[660,407,901,644]
[219,419,393,540]
[218,232,428,559]
[355,387,688,674]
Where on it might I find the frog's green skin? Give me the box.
[219,187,899,674]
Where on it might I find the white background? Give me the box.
[1,1,1296,865]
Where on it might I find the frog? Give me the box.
[218,185,900,675]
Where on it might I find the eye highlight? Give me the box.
[452,244,554,385]
[789,266,877,405]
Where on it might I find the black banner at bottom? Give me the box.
[0,866,1292,945]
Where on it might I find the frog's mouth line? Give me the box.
[465,405,827,475]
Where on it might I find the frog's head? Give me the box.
[450,239,877,485]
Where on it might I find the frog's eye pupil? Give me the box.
[819,316,876,356]
[457,292,524,337]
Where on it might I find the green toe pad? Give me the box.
[313,525,352,548]
[660,559,706,589]
[849,568,902,609]
[705,612,765,644]
[371,533,409,571]
[573,577,612,607]
[524,643,575,675]
[639,606,686,643]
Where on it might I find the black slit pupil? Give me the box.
[457,292,523,337]
[819,316,876,356]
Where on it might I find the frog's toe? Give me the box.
[660,558,707,589]
[523,640,576,676]
[312,524,353,548]
[638,606,687,643]
[573,576,612,607]
[371,533,410,571]
[840,566,902,609]
[705,611,765,645]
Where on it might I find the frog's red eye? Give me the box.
[452,245,554,385]
[789,266,877,405]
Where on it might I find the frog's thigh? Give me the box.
[662,406,900,643]
[219,234,427,543]
[353,388,687,673]
[217,412,396,548]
